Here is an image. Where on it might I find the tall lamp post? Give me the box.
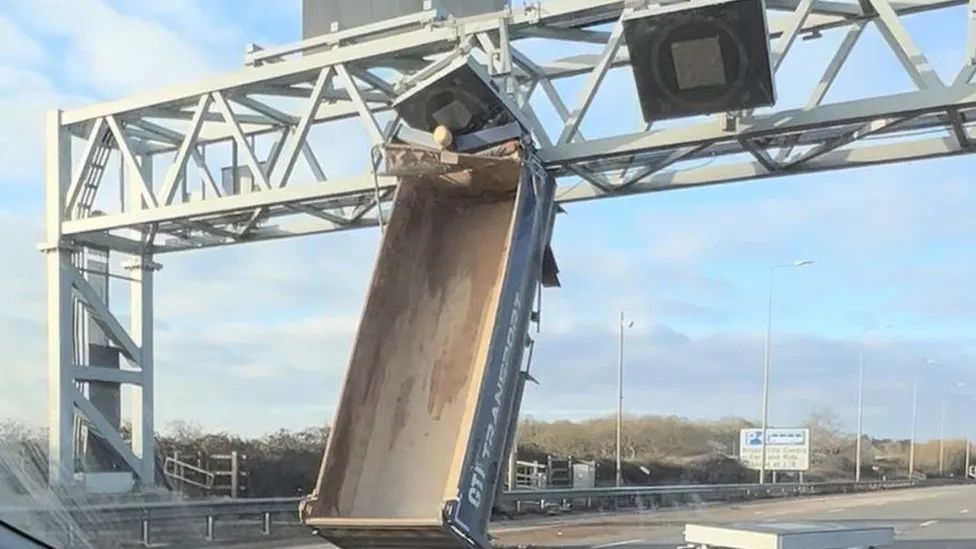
[616,311,634,488]
[759,259,814,485]
[967,398,976,480]
[939,381,966,477]
[855,324,890,483]
[909,377,917,478]
[909,359,936,479]
[939,397,947,476]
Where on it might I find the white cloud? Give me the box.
[0,66,67,184]
[0,15,46,65]
[622,162,976,273]
[524,323,975,439]
[0,212,45,426]
[0,0,252,185]
[37,0,221,96]
[62,21,215,97]
[149,310,361,434]
[4,0,246,99]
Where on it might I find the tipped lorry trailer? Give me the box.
[299,138,558,549]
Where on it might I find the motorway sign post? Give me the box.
[739,428,810,471]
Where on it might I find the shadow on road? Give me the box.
[503,540,976,549]
[893,541,976,549]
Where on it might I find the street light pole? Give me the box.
[855,324,890,483]
[967,438,972,479]
[855,349,864,482]
[908,360,935,480]
[760,271,774,486]
[939,398,946,477]
[968,398,976,480]
[909,379,918,479]
[759,260,813,485]
[616,311,633,488]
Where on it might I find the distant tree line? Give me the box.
[0,410,969,499]
[516,409,971,483]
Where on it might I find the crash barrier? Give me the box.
[497,479,920,513]
[0,479,933,547]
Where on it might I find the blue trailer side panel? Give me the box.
[447,152,556,548]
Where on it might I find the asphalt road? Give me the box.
[233,484,976,548]
[491,484,976,548]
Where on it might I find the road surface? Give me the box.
[234,484,976,548]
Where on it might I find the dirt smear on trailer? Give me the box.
[305,155,521,522]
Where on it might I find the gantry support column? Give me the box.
[125,256,159,487]
[45,109,75,487]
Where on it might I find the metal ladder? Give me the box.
[74,129,115,219]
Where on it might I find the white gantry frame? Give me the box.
[45,0,976,488]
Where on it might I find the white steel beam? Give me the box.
[783,117,910,167]
[869,0,944,89]
[212,91,272,190]
[182,220,241,240]
[126,119,224,201]
[527,51,615,188]
[287,203,349,225]
[71,233,149,255]
[618,144,708,188]
[807,22,866,109]
[557,135,964,202]
[520,25,613,44]
[776,22,866,162]
[556,21,625,145]
[947,108,970,147]
[518,91,555,148]
[126,257,156,487]
[72,366,143,385]
[70,386,143,477]
[771,0,817,72]
[67,265,140,362]
[233,95,297,125]
[336,64,385,146]
[195,148,223,200]
[271,67,334,188]
[769,0,864,15]
[539,84,976,165]
[106,116,159,209]
[538,51,631,79]
[139,107,273,127]
[62,173,393,235]
[302,143,328,182]
[128,99,376,153]
[349,67,396,97]
[264,128,289,174]
[45,110,74,487]
[740,139,781,171]
[242,83,390,104]
[159,95,212,205]
[154,214,379,253]
[958,0,976,84]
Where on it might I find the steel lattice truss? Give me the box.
[44,0,976,487]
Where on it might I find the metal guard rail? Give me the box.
[497,479,917,504]
[0,479,929,546]
[1,479,919,523]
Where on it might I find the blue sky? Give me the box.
[0,1,974,445]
